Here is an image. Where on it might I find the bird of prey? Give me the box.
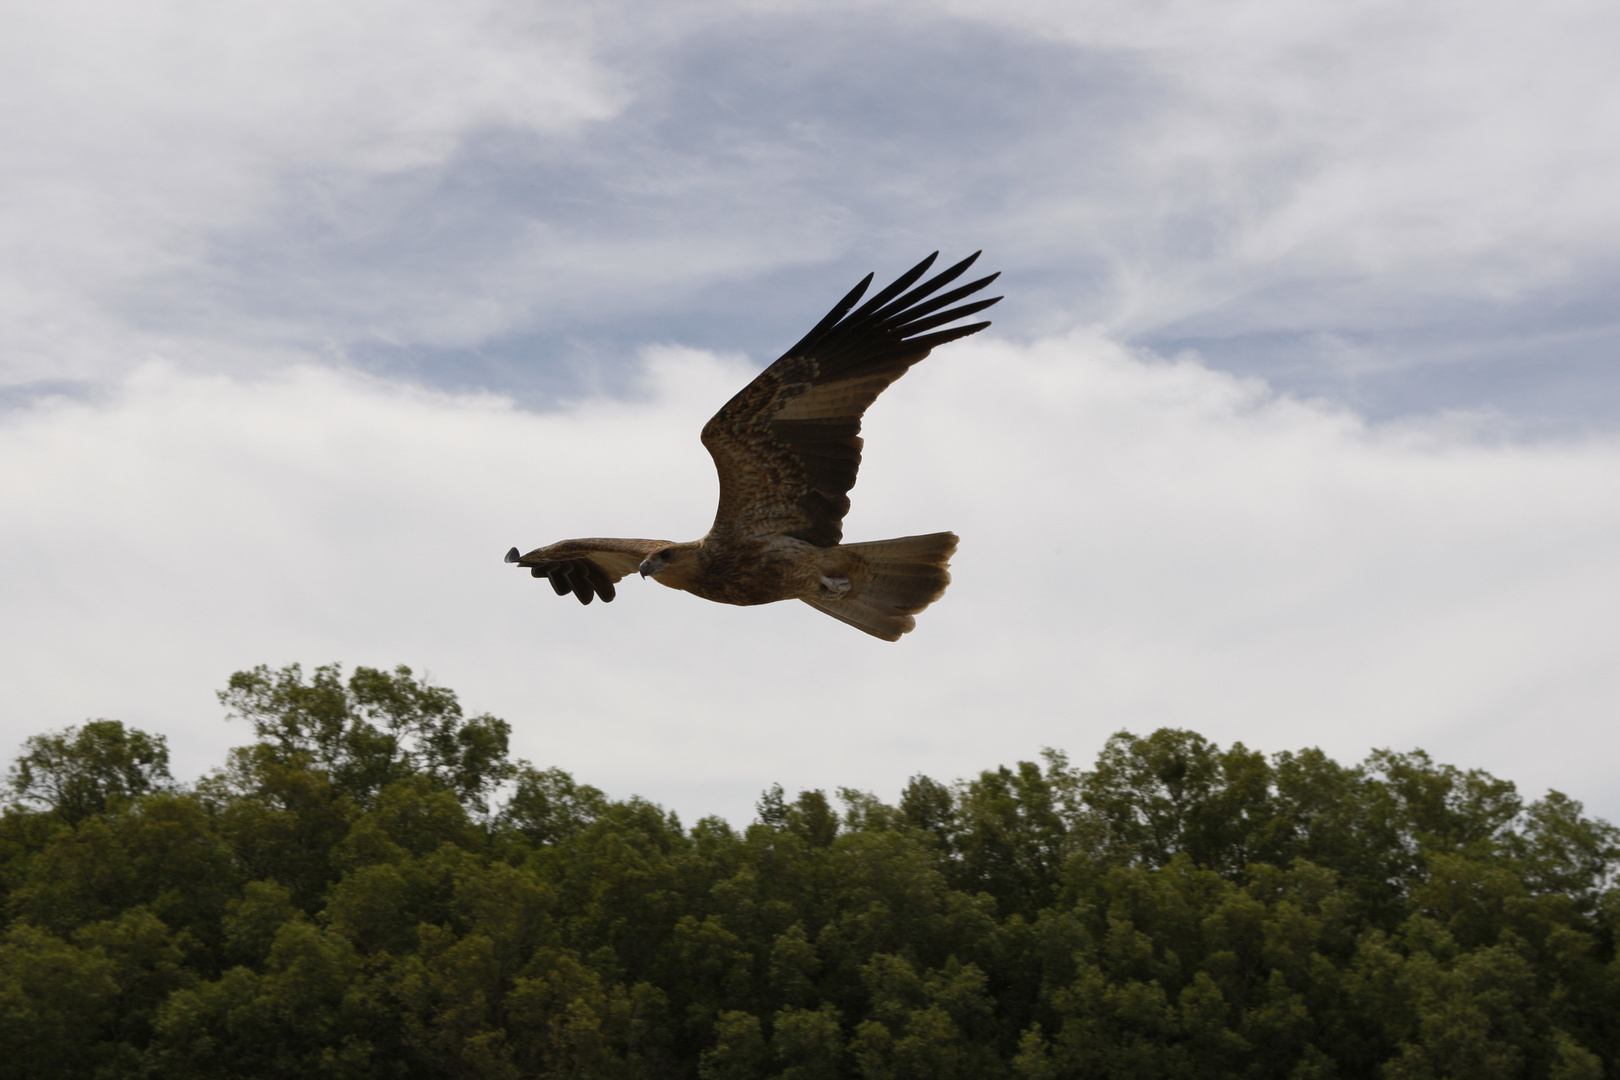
[505,251,1000,640]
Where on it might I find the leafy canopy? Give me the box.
[2,667,1617,1080]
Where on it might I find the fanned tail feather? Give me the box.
[803,532,958,641]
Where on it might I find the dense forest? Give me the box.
[2,664,1616,1079]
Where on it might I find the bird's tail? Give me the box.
[802,531,958,641]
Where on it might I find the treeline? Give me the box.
[2,664,1617,1079]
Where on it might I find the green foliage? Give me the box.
[4,669,1618,1079]
[11,792,240,944]
[0,922,121,1078]
[6,720,172,825]
[218,662,515,813]
[501,765,609,845]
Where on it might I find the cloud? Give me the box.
[10,0,1618,418]
[0,0,623,384]
[937,0,1620,273]
[4,335,1617,823]
[4,0,1616,835]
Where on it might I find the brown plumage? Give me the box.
[505,251,1000,640]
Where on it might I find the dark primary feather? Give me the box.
[505,537,669,605]
[702,252,1000,546]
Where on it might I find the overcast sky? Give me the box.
[4,0,1618,825]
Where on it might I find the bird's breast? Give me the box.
[683,535,823,607]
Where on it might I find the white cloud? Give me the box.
[4,337,1617,824]
[837,0,1620,341]
[0,0,622,383]
[6,0,1617,412]
[4,0,1616,831]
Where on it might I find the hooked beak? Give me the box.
[639,560,655,578]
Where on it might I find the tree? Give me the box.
[1081,728,1275,875]
[6,663,1620,1078]
[0,923,121,1079]
[6,720,172,824]
[500,766,608,846]
[218,663,516,813]
[952,758,1075,915]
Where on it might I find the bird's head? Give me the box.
[639,542,702,589]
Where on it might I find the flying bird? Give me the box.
[505,251,1000,640]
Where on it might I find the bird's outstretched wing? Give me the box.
[504,538,671,604]
[700,252,1000,547]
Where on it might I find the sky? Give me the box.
[3,0,1618,826]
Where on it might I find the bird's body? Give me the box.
[647,535,824,607]
[506,251,999,640]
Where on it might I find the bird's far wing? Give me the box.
[700,252,1000,547]
[504,537,672,605]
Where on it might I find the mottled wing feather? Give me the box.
[504,538,672,605]
[701,252,1001,546]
